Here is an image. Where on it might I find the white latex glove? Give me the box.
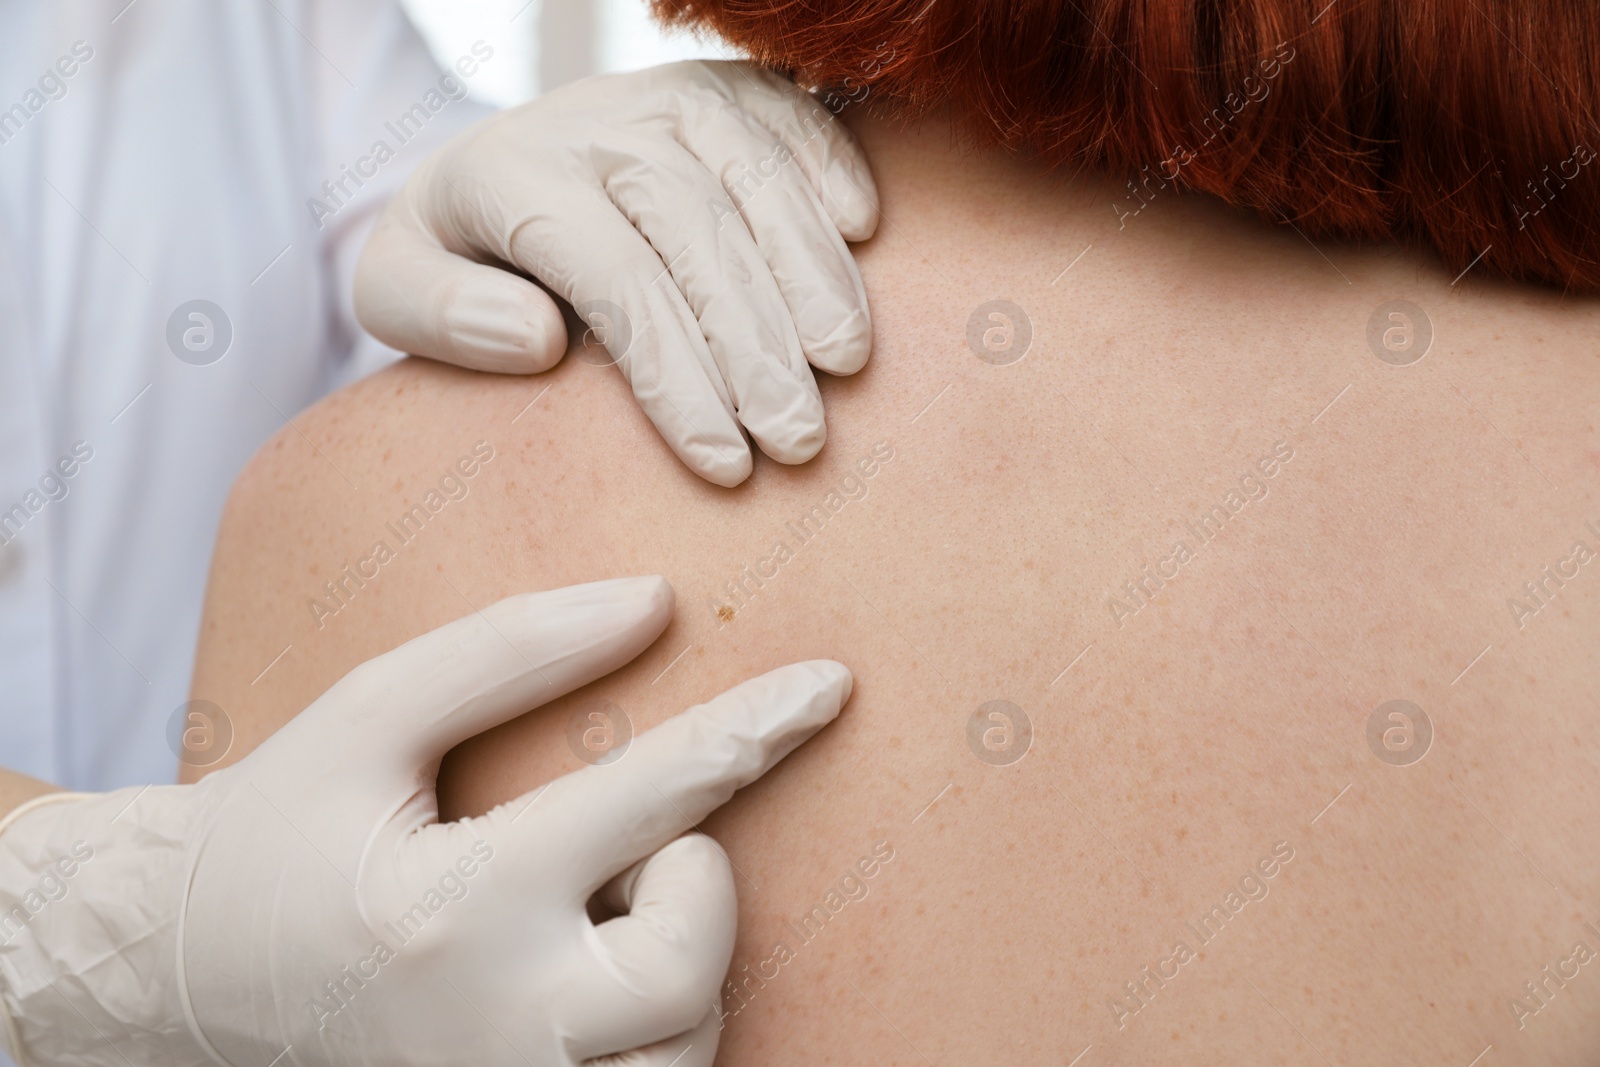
[0,577,852,1067]
[354,60,880,487]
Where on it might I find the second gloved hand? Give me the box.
[0,577,852,1067]
[355,60,880,487]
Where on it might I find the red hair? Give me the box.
[655,0,1600,293]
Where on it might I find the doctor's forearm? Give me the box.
[0,769,61,821]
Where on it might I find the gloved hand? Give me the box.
[0,577,852,1067]
[355,60,880,487]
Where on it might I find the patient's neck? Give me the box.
[843,105,1128,228]
[839,102,1422,291]
[844,103,1216,241]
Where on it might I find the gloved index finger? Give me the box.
[508,660,852,894]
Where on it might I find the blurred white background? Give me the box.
[400,0,740,107]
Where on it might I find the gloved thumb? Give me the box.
[356,199,568,374]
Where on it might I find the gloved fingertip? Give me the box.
[515,575,675,641]
[804,304,873,376]
[822,164,880,242]
[748,389,827,464]
[597,574,676,625]
[445,272,568,374]
[759,422,826,466]
[651,832,733,884]
[749,660,851,741]
[740,366,827,465]
[803,659,854,708]
[627,573,677,619]
[692,443,754,488]
[595,835,734,918]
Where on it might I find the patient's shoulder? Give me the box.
[188,353,667,778]
[223,359,530,540]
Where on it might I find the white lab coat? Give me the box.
[0,0,490,790]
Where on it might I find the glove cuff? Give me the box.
[0,793,87,1066]
[0,789,214,1067]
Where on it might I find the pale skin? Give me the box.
[0,771,59,819]
[189,108,1600,1064]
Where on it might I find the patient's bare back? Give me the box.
[193,116,1600,1065]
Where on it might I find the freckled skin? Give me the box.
[191,111,1600,1065]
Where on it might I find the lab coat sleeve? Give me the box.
[304,0,496,386]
